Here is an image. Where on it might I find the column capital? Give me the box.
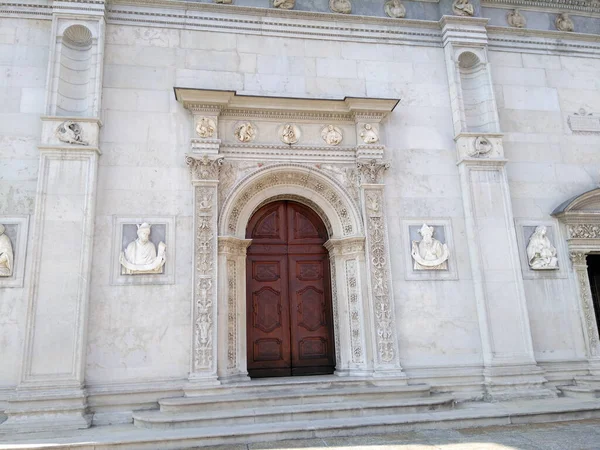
[570,250,588,267]
[357,159,390,185]
[218,236,252,256]
[186,154,225,183]
[324,237,366,257]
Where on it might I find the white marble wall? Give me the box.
[490,50,600,362]
[2,16,600,394]
[0,18,51,399]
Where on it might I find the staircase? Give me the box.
[558,375,600,400]
[132,376,455,430]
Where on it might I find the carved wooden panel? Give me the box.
[254,338,283,362]
[297,286,326,331]
[299,337,328,360]
[253,261,281,282]
[253,287,282,333]
[297,262,322,281]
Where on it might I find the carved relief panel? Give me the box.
[0,216,29,288]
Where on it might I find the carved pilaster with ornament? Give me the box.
[570,251,600,358]
[325,237,373,377]
[217,237,252,382]
[357,161,404,377]
[185,154,223,387]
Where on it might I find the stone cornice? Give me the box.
[174,89,399,121]
[483,0,600,15]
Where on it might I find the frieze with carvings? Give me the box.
[568,224,600,239]
[483,0,600,15]
[227,259,237,370]
[346,259,364,363]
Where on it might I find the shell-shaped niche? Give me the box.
[55,25,95,116]
[457,51,498,133]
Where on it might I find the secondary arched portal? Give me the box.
[246,200,336,378]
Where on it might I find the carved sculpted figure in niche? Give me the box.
[280,123,301,145]
[411,224,449,271]
[196,117,216,138]
[0,224,14,277]
[385,0,406,18]
[330,0,351,14]
[507,9,526,28]
[56,120,88,145]
[556,13,574,32]
[360,124,379,144]
[120,223,166,275]
[235,122,256,142]
[321,125,343,146]
[527,226,559,270]
[273,0,295,8]
[452,0,474,16]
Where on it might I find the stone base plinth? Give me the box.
[483,364,558,401]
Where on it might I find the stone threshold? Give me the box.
[1,397,600,449]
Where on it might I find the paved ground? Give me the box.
[198,419,600,450]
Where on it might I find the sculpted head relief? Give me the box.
[452,0,474,16]
[385,0,406,18]
[507,9,526,28]
[322,125,343,146]
[280,123,301,145]
[235,122,256,142]
[120,223,167,275]
[556,12,574,32]
[330,0,351,14]
[273,0,295,8]
[527,226,559,270]
[411,223,449,271]
[360,124,379,144]
[56,120,88,145]
[196,117,216,139]
[0,224,14,277]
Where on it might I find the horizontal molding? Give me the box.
[483,0,600,15]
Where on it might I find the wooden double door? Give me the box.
[246,201,336,378]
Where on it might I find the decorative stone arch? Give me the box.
[216,164,372,381]
[553,188,600,365]
[219,163,363,239]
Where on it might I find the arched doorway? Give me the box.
[245,200,336,378]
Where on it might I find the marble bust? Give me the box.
[321,125,343,146]
[527,226,559,270]
[0,224,14,277]
[120,223,166,275]
[507,9,526,28]
[411,224,449,270]
[452,0,474,16]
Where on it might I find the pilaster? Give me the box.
[2,1,106,432]
[324,237,371,377]
[356,161,405,379]
[217,236,252,383]
[185,155,224,392]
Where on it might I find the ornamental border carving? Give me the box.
[568,223,600,239]
[570,251,600,357]
[346,259,364,364]
[220,164,362,238]
[192,186,218,373]
[330,258,342,368]
[226,259,237,370]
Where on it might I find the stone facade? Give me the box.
[2,0,600,433]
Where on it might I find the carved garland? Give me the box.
[346,259,364,363]
[226,168,357,236]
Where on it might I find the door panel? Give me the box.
[246,201,335,378]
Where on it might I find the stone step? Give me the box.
[574,375,600,388]
[158,384,431,413]
[133,395,455,430]
[558,385,600,400]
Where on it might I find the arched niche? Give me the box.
[553,187,600,362]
